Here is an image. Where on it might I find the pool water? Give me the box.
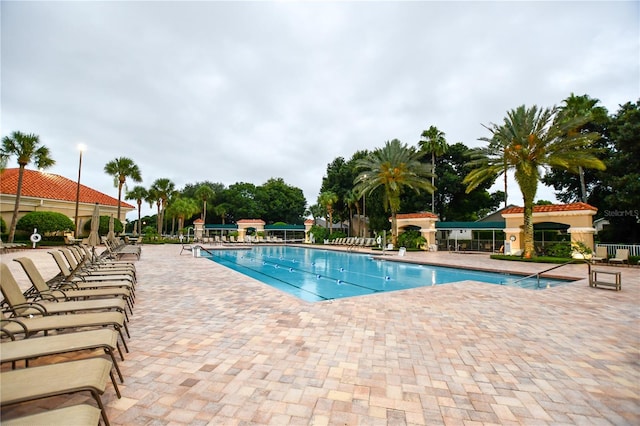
[204,246,571,302]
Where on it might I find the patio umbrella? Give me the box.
[106,214,116,242]
[87,203,101,247]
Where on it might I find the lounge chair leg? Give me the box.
[123,321,130,338]
[92,391,111,426]
[116,342,125,361]
[106,348,124,383]
[110,370,121,398]
[117,327,129,353]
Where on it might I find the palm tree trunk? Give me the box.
[431,152,436,213]
[579,166,587,202]
[390,211,398,246]
[117,182,123,222]
[137,201,142,235]
[8,165,25,243]
[519,173,537,259]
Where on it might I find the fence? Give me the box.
[596,243,640,257]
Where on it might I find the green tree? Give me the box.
[353,139,434,245]
[256,178,307,224]
[149,178,176,234]
[1,131,55,242]
[221,183,263,222]
[418,125,448,213]
[542,93,610,202]
[125,185,148,235]
[194,184,215,223]
[464,105,605,258]
[601,101,640,243]
[318,191,339,231]
[213,203,230,224]
[167,197,199,233]
[104,157,142,222]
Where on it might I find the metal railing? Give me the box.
[512,260,578,288]
[596,243,640,257]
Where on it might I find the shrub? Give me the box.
[545,242,572,258]
[0,217,6,233]
[84,216,123,235]
[16,211,74,235]
[397,229,426,249]
[308,225,329,243]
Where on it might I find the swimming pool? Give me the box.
[204,246,571,302]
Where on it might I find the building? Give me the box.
[0,168,135,236]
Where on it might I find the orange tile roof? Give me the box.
[502,202,597,215]
[396,212,438,219]
[0,168,134,208]
[304,219,314,225]
[237,219,266,225]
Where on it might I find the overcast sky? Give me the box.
[2,1,638,221]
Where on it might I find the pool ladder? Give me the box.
[511,260,579,288]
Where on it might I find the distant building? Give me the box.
[0,168,135,235]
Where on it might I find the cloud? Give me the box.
[2,1,638,220]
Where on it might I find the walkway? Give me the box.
[2,245,639,425]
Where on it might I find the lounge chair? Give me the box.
[0,310,129,352]
[591,246,609,263]
[48,251,135,292]
[1,327,124,382]
[0,358,116,425]
[71,246,136,274]
[1,404,101,426]
[59,248,136,282]
[14,257,134,314]
[609,249,629,265]
[102,237,141,260]
[1,263,128,320]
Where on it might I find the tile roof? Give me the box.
[396,212,438,219]
[502,202,597,215]
[0,168,134,208]
[237,219,266,225]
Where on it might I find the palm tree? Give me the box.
[125,185,148,235]
[556,94,609,202]
[167,197,199,233]
[104,157,142,223]
[1,131,55,242]
[318,191,338,233]
[149,178,175,235]
[194,184,215,223]
[418,126,448,213]
[353,139,434,246]
[213,203,230,224]
[344,190,359,237]
[464,105,605,258]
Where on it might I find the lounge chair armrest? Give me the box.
[11,302,48,316]
[1,318,28,340]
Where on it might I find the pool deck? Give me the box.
[2,244,639,425]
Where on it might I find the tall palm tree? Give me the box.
[149,178,175,235]
[344,190,359,237]
[464,105,605,258]
[418,126,447,213]
[318,191,338,233]
[125,185,148,235]
[167,197,199,234]
[214,203,229,224]
[556,93,609,202]
[353,139,434,246]
[1,131,55,242]
[104,157,142,223]
[194,184,215,223]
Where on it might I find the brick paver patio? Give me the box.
[2,244,639,425]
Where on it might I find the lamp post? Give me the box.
[74,144,86,238]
